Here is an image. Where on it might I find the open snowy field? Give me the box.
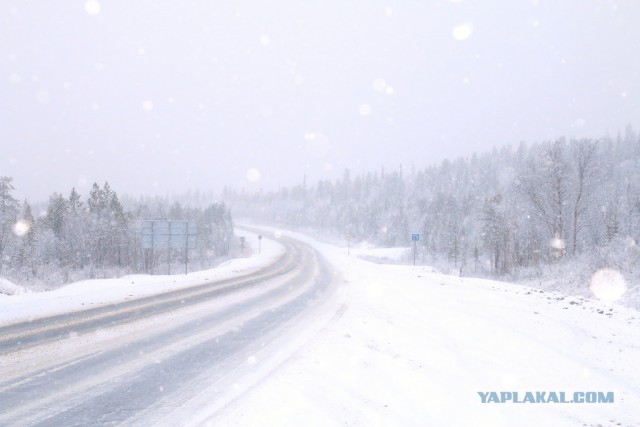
[2,228,639,426]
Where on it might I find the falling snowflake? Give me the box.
[13,221,30,237]
[85,1,101,16]
[358,104,372,116]
[452,23,473,41]
[590,269,626,303]
[246,168,261,182]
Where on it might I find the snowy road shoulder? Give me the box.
[205,229,640,427]
[0,229,284,327]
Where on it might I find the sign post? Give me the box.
[411,233,420,266]
[258,235,262,254]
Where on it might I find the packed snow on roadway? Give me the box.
[2,229,640,426]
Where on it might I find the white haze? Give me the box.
[1,0,640,201]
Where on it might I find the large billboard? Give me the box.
[141,220,197,249]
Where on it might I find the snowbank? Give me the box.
[0,278,27,296]
[349,244,412,264]
[0,229,284,326]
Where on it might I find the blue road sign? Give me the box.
[412,233,420,241]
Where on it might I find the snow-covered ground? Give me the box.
[2,228,639,426]
[0,278,27,296]
[200,229,640,427]
[0,229,284,326]
[347,243,412,264]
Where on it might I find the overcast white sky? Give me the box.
[2,0,639,202]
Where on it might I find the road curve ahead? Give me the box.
[0,231,335,426]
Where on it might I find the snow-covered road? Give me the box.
[0,231,337,425]
[2,228,640,426]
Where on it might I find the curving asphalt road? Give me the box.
[0,232,335,426]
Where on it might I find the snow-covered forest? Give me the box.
[0,180,234,289]
[224,129,640,297]
[3,129,639,300]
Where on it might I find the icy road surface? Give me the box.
[0,231,336,425]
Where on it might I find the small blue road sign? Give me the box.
[412,233,420,241]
